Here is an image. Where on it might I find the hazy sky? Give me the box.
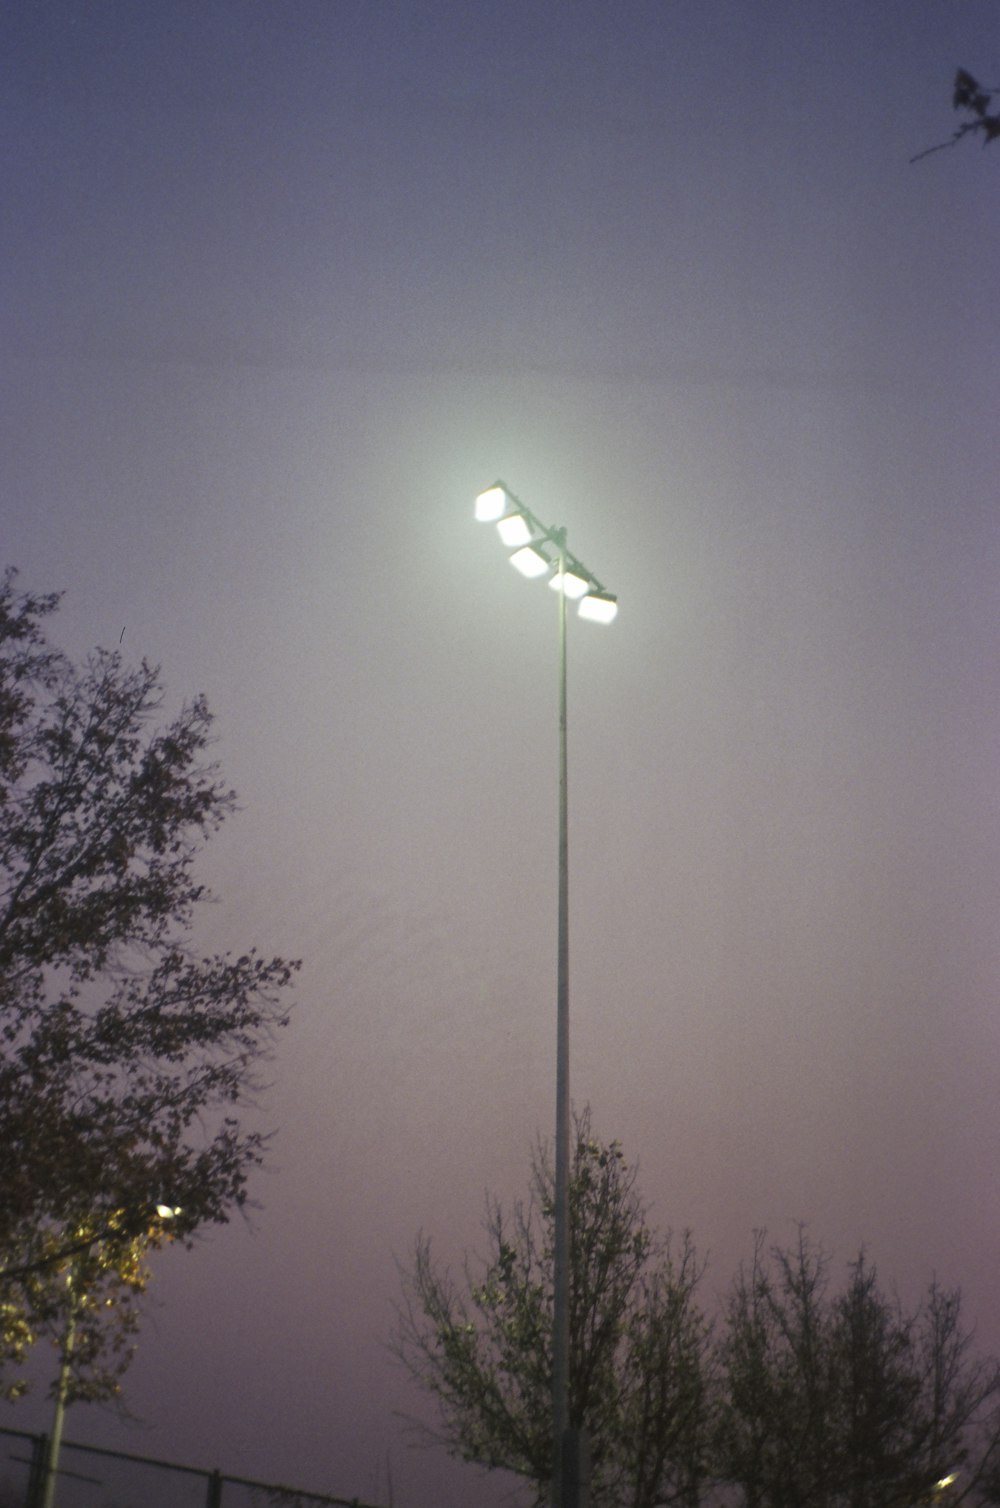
[3,3,1000,1505]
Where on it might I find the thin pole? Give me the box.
[40,1280,77,1508]
[552,532,570,1508]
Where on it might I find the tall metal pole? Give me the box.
[552,531,570,1508]
[475,483,611,1508]
[40,1279,77,1508]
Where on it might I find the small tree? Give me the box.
[715,1229,1000,1508]
[395,1109,713,1508]
[7,1210,178,1408]
[714,1231,831,1508]
[0,568,298,1400]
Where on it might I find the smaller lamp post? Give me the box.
[39,1203,180,1508]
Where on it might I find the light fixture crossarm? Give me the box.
[475,481,614,600]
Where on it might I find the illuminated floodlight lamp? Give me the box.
[548,567,590,600]
[475,484,509,523]
[497,511,534,548]
[935,1475,958,1491]
[510,544,553,579]
[578,590,618,624]
[155,1203,181,1220]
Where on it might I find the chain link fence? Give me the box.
[0,1426,385,1508]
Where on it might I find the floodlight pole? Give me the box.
[553,529,571,1508]
[474,482,613,1508]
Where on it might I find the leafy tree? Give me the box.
[715,1229,1000,1508]
[912,69,1000,162]
[398,1129,1000,1508]
[395,1109,714,1508]
[0,568,298,1400]
[6,1209,176,1407]
[715,1231,831,1508]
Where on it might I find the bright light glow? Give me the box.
[155,1204,181,1220]
[936,1475,957,1491]
[578,591,618,623]
[497,512,533,548]
[475,485,508,522]
[548,569,589,599]
[510,545,552,579]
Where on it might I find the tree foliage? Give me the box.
[0,568,298,1399]
[912,69,1000,162]
[395,1109,714,1508]
[715,1228,1000,1508]
[399,1122,1000,1508]
[11,1212,161,1407]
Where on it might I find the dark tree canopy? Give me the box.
[399,1120,1000,1508]
[0,568,297,1399]
[715,1229,1000,1508]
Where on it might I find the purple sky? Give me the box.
[3,2,1000,1505]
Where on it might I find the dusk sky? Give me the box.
[3,2,1000,1505]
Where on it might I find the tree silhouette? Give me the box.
[396,1109,713,1508]
[0,567,297,1400]
[715,1229,1000,1508]
[912,69,1000,162]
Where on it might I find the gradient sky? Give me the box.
[3,3,1000,1505]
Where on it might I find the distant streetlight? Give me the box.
[474,481,617,1508]
[39,1204,180,1508]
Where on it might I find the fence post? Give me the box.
[25,1431,48,1508]
[206,1468,223,1508]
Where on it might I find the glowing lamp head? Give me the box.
[578,591,618,624]
[549,568,590,600]
[475,484,509,522]
[497,511,534,548]
[510,544,553,579]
